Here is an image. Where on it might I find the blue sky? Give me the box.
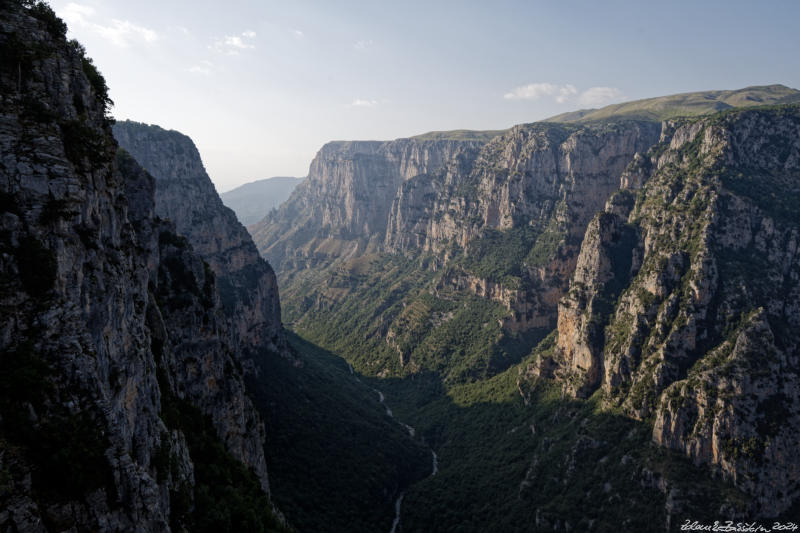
[49,0,800,192]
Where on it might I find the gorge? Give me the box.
[2,1,800,532]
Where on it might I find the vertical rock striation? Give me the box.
[250,137,487,273]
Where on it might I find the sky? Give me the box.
[49,0,800,192]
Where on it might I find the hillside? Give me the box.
[0,4,428,532]
[547,84,800,123]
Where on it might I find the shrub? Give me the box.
[59,119,108,170]
[25,1,67,39]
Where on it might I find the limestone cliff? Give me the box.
[541,106,800,517]
[386,121,660,333]
[0,3,280,530]
[253,119,660,349]
[250,137,487,273]
[113,120,288,364]
[386,121,660,252]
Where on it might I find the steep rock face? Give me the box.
[255,117,664,381]
[113,121,287,363]
[250,138,486,273]
[0,4,277,530]
[385,121,660,334]
[386,121,660,253]
[545,106,800,517]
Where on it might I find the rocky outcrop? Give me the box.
[113,120,287,365]
[653,310,800,517]
[0,4,278,530]
[543,106,800,516]
[553,207,638,397]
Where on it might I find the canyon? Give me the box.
[2,2,800,531]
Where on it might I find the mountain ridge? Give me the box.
[546,83,800,123]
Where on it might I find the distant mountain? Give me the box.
[221,176,303,225]
[546,83,800,123]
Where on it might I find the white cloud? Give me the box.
[578,87,624,106]
[354,39,373,50]
[503,82,625,107]
[292,29,304,39]
[503,83,577,102]
[188,60,213,75]
[212,30,256,55]
[59,3,158,47]
[556,84,578,103]
[61,2,94,24]
[96,20,158,46]
[350,99,378,107]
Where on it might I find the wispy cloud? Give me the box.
[354,39,373,50]
[292,29,304,39]
[212,30,257,55]
[188,60,213,75]
[503,82,624,107]
[503,83,577,102]
[350,99,378,107]
[59,2,158,47]
[578,86,624,106]
[61,2,93,21]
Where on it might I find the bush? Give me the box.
[25,1,67,39]
[38,195,70,224]
[69,40,113,114]
[59,119,108,170]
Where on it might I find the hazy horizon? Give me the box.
[49,0,800,191]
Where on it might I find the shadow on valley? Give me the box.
[245,332,430,533]
[249,332,760,533]
[365,370,754,533]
